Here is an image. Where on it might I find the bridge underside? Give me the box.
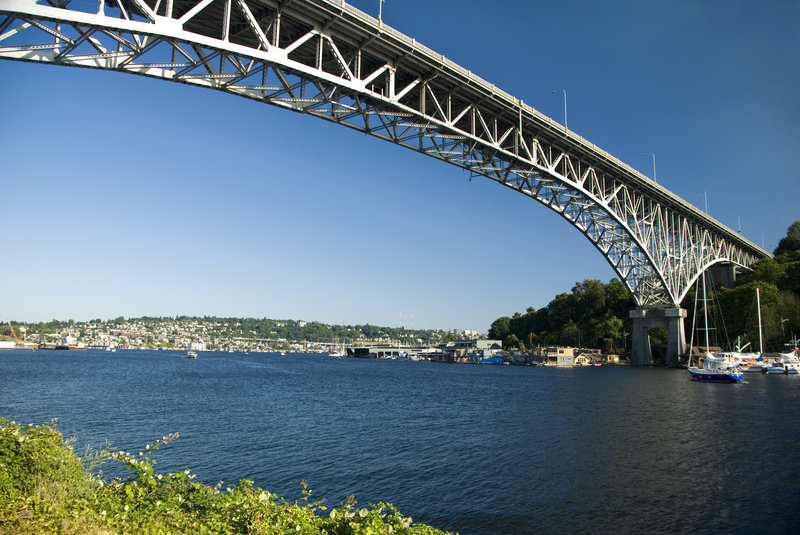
[0,0,770,361]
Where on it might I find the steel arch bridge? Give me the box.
[0,0,770,363]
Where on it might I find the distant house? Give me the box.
[573,353,591,366]
[540,347,575,366]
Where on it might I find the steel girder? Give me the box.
[0,0,770,306]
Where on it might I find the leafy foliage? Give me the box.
[773,220,800,257]
[0,419,450,535]
[722,220,800,350]
[489,278,635,352]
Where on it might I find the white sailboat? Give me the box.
[739,288,769,373]
[328,336,345,357]
[687,272,743,383]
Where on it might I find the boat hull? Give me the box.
[688,368,743,383]
[767,366,800,375]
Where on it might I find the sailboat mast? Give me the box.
[703,271,711,354]
[688,277,700,363]
[757,287,764,356]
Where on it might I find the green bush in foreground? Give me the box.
[0,418,450,535]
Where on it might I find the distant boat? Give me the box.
[187,350,198,359]
[329,337,345,357]
[766,344,800,374]
[739,358,767,373]
[766,359,800,374]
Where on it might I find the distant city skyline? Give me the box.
[2,0,798,332]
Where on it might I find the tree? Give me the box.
[573,279,606,317]
[716,282,773,349]
[605,278,634,319]
[489,317,511,340]
[510,308,539,343]
[592,315,623,352]
[547,293,578,333]
[741,257,785,287]
[778,290,800,342]
[527,331,538,350]
[774,220,800,257]
[504,334,521,351]
[558,320,581,346]
[487,278,631,351]
[780,257,800,296]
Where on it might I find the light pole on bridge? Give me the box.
[643,152,656,183]
[696,190,708,214]
[552,89,567,130]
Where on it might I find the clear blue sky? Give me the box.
[1,0,798,332]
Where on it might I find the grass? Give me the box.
[0,418,450,534]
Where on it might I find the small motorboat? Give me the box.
[766,358,800,375]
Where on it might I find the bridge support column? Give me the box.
[708,263,739,289]
[629,307,687,367]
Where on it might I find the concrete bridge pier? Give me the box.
[629,307,687,367]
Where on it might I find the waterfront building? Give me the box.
[537,346,576,366]
[440,339,502,363]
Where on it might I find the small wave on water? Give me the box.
[1,350,799,534]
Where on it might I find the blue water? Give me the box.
[1,349,798,534]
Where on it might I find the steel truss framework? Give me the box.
[0,0,769,306]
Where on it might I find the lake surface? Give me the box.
[1,349,798,534]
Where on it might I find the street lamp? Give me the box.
[378,0,385,22]
[552,89,567,130]
[696,190,708,213]
[782,318,789,338]
[623,330,629,350]
[643,153,656,183]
